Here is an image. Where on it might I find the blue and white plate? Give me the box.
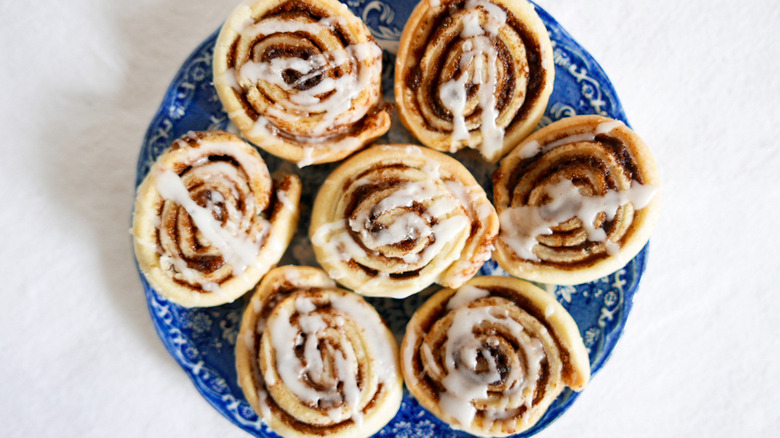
[135,1,647,436]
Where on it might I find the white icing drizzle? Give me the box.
[312,220,368,261]
[446,284,490,309]
[380,144,424,157]
[444,179,492,221]
[594,119,624,135]
[406,145,424,156]
[245,117,361,168]
[220,67,240,91]
[238,42,381,133]
[444,179,471,213]
[368,180,440,218]
[438,0,507,158]
[439,67,470,141]
[517,139,541,159]
[271,304,335,407]
[241,17,334,40]
[328,294,398,379]
[328,269,345,280]
[276,188,295,211]
[540,38,550,71]
[312,179,470,270]
[334,347,362,426]
[256,389,273,419]
[298,146,316,168]
[504,119,656,259]
[223,16,382,167]
[269,293,397,427]
[420,216,471,264]
[461,11,484,38]
[422,159,442,181]
[518,120,627,159]
[434,297,545,427]
[359,212,432,250]
[155,168,264,276]
[295,295,318,314]
[499,179,657,261]
[467,0,508,35]
[159,254,222,294]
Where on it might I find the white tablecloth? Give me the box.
[1,0,778,436]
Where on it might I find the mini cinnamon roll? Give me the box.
[309,144,498,298]
[236,266,403,438]
[493,115,661,284]
[132,131,301,307]
[213,0,391,167]
[395,0,554,162]
[401,275,590,437]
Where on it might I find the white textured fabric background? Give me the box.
[1,0,778,436]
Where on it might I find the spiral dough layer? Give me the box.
[401,276,590,437]
[132,131,301,307]
[235,266,403,438]
[213,0,391,167]
[493,115,662,284]
[395,0,554,162]
[309,144,498,298]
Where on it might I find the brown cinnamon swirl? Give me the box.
[395,0,554,162]
[213,0,391,167]
[493,115,661,284]
[401,275,590,437]
[235,266,403,438]
[309,144,498,298]
[132,131,301,307]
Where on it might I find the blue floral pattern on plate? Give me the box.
[135,1,647,436]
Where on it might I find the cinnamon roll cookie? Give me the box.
[309,144,498,298]
[132,131,301,307]
[213,0,391,167]
[395,0,554,162]
[401,275,590,437]
[236,266,403,438]
[493,115,661,284]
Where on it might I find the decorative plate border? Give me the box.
[134,2,647,437]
